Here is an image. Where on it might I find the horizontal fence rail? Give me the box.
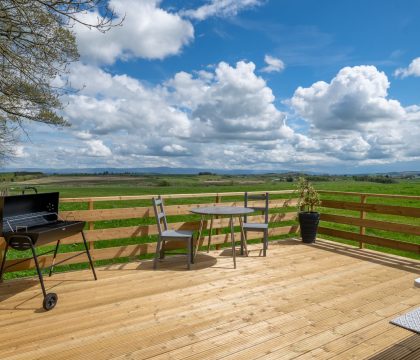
[0,189,419,275]
[0,191,298,273]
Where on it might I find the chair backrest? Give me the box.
[152,195,168,235]
[244,192,269,223]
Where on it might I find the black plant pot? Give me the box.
[298,212,320,243]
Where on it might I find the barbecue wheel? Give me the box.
[43,293,58,311]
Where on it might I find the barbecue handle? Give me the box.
[7,235,33,246]
[21,187,38,195]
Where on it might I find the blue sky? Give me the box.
[11,0,420,173]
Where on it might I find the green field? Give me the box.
[1,174,419,279]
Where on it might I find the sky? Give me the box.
[10,0,420,173]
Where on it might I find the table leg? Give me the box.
[229,216,236,269]
[194,215,205,259]
[207,215,214,253]
[239,216,248,257]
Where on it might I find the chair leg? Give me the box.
[240,219,244,256]
[191,235,195,264]
[187,237,191,270]
[154,236,162,270]
[263,229,268,257]
[239,216,248,257]
[229,216,236,269]
[160,240,166,259]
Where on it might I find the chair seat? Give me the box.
[161,230,193,239]
[243,223,268,230]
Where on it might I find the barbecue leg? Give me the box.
[81,231,97,280]
[30,241,58,311]
[48,239,61,277]
[0,243,9,282]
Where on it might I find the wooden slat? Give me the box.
[60,199,298,222]
[3,250,95,273]
[318,190,420,200]
[320,213,420,236]
[318,226,420,253]
[55,212,298,245]
[60,190,295,203]
[321,199,420,218]
[1,240,419,360]
[3,225,299,272]
[61,206,152,222]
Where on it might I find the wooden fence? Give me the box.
[1,189,419,275]
[318,190,420,253]
[0,191,298,273]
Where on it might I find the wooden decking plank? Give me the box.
[400,345,420,360]
[0,244,324,323]
[0,242,319,303]
[0,246,364,356]
[0,247,355,336]
[0,241,419,360]
[283,297,420,359]
[125,268,414,358]
[244,300,419,360]
[0,243,354,317]
[1,254,369,359]
[0,249,404,358]
[201,280,418,360]
[327,327,414,359]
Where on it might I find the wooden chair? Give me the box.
[152,196,194,270]
[242,192,269,256]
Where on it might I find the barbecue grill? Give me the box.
[0,191,97,310]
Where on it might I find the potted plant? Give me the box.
[296,177,321,243]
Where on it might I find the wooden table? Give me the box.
[190,206,254,269]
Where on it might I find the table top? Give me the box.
[190,206,255,216]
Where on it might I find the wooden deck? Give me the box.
[1,239,419,360]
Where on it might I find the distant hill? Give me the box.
[1,167,294,175]
[1,167,418,177]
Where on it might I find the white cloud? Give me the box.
[85,140,112,157]
[74,131,93,140]
[289,65,420,164]
[167,61,292,141]
[14,146,28,158]
[182,0,264,21]
[394,57,420,78]
[162,144,189,155]
[63,63,191,140]
[290,65,405,131]
[74,0,194,64]
[261,55,285,73]
[11,62,420,172]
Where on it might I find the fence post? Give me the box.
[88,199,95,252]
[359,195,367,249]
[215,194,222,250]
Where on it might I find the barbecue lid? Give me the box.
[0,192,60,234]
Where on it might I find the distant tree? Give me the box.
[353,175,397,184]
[0,1,121,159]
